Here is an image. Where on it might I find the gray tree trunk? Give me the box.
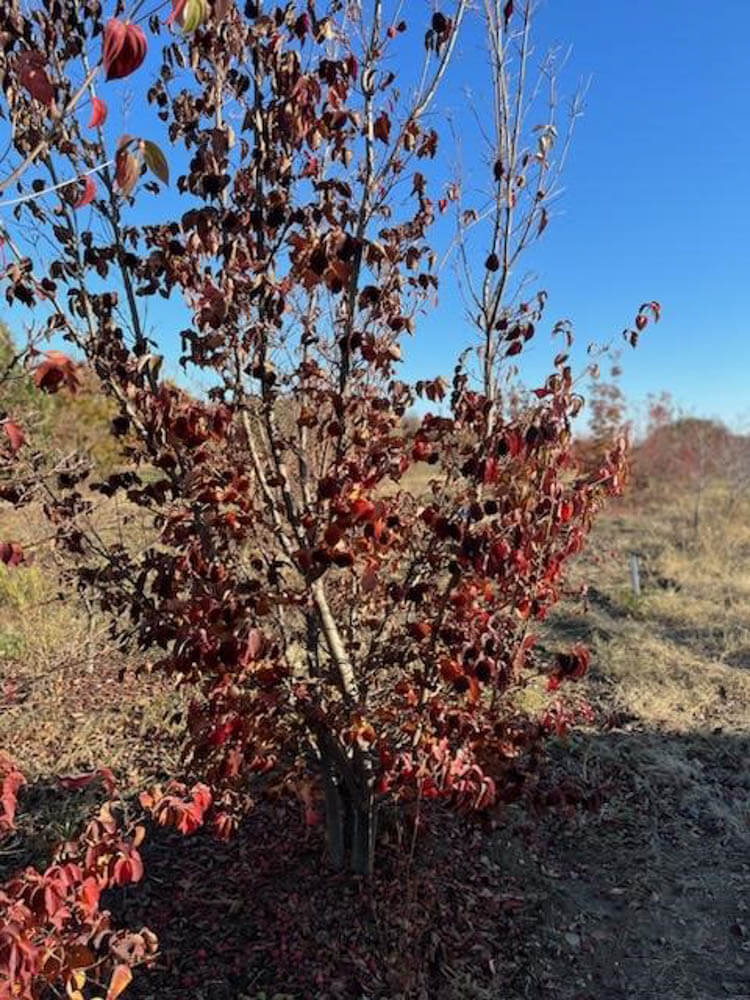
[320,745,377,876]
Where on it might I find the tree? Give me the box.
[0,0,658,890]
[635,395,749,536]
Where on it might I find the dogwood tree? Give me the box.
[0,0,658,888]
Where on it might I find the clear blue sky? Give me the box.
[398,0,750,430]
[1,1,748,429]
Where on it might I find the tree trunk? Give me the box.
[320,745,377,876]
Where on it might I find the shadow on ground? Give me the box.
[54,722,747,1000]
[491,724,750,1000]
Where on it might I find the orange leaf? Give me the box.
[114,143,140,197]
[105,964,132,1000]
[2,421,25,454]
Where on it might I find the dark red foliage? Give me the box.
[102,19,147,82]
[16,51,55,106]
[0,541,24,567]
[0,0,659,994]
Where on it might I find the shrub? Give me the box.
[0,0,658,995]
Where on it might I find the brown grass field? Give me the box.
[1,476,749,999]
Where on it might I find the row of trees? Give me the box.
[0,1,657,996]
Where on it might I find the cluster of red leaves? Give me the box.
[0,418,26,567]
[0,764,157,1000]
[138,781,213,837]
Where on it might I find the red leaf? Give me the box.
[245,628,263,660]
[2,421,25,454]
[103,18,126,76]
[87,96,107,128]
[103,19,147,81]
[409,621,431,642]
[32,351,80,394]
[17,51,55,106]
[361,562,378,593]
[373,112,391,144]
[78,876,100,911]
[212,811,236,840]
[113,849,143,885]
[175,805,202,835]
[351,497,375,522]
[503,0,513,26]
[483,456,498,484]
[165,0,187,25]
[72,175,96,209]
[191,782,212,813]
[0,542,25,567]
[57,767,117,796]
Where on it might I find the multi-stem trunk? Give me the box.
[319,740,377,877]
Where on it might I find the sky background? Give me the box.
[418,0,750,431]
[1,0,748,432]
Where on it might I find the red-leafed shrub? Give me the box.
[0,0,658,994]
[632,393,750,531]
